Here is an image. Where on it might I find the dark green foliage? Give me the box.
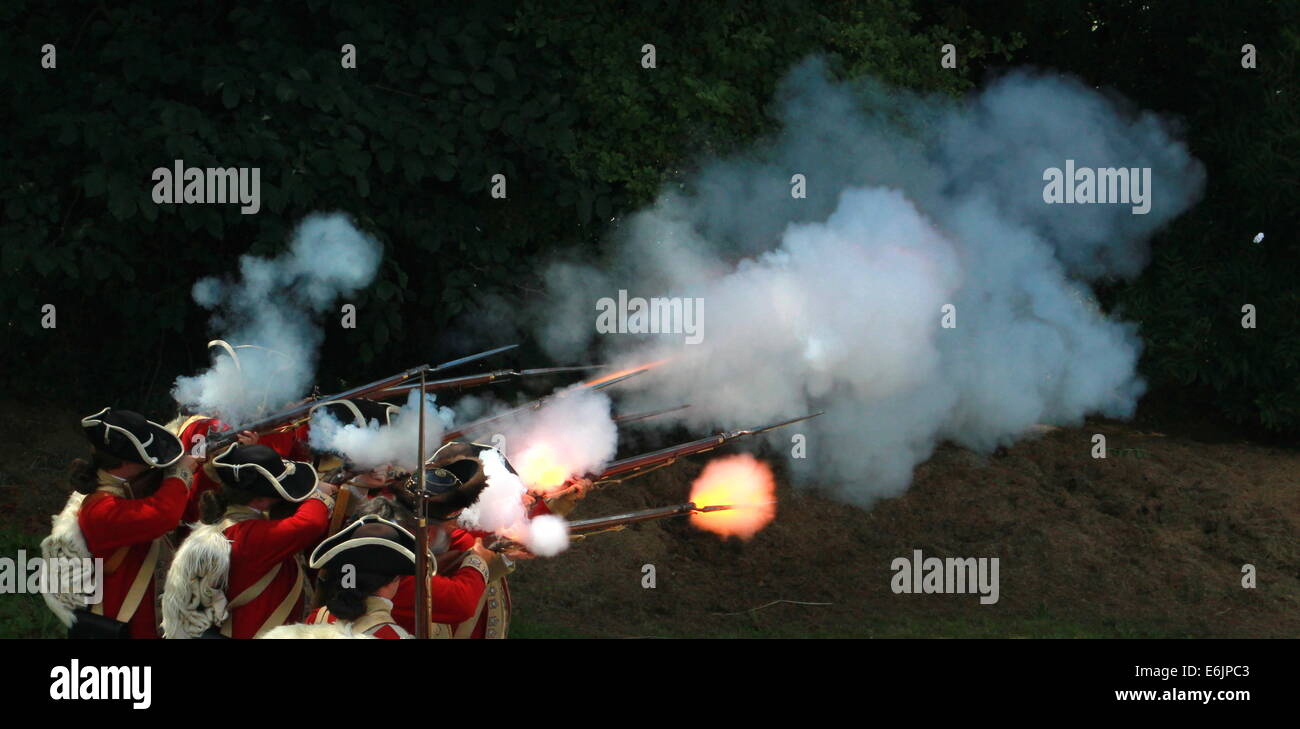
[0,1,995,413]
[3,1,1293,436]
[941,0,1299,435]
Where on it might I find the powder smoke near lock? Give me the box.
[308,391,455,472]
[531,58,1206,506]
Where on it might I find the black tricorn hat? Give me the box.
[309,397,400,428]
[81,408,184,467]
[212,444,318,502]
[398,442,515,520]
[308,515,416,576]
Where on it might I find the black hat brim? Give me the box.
[212,446,319,502]
[275,460,319,501]
[309,515,417,575]
[81,408,184,467]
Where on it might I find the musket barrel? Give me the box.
[414,368,430,639]
[443,366,653,441]
[567,502,700,534]
[200,363,433,451]
[591,412,823,482]
[613,404,690,424]
[377,365,604,400]
[490,502,738,552]
[594,435,726,479]
[377,370,513,397]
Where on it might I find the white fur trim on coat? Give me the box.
[39,492,94,628]
[161,522,233,639]
[259,622,374,639]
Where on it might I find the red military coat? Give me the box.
[177,417,310,525]
[223,498,329,638]
[391,527,489,635]
[392,499,554,639]
[78,476,189,638]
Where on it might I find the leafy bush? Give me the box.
[1,1,999,413]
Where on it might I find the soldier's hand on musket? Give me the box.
[479,538,535,563]
[568,477,593,498]
[543,476,593,516]
[235,430,260,445]
[314,480,339,498]
[473,539,525,580]
[501,548,535,563]
[353,468,388,488]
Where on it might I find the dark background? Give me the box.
[2,0,1296,438]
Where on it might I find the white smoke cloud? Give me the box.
[493,387,619,490]
[459,448,570,557]
[308,391,455,472]
[524,514,571,557]
[531,59,1205,507]
[172,213,383,426]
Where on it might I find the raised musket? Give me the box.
[425,344,519,373]
[441,364,658,442]
[613,404,690,425]
[200,363,433,453]
[374,365,603,399]
[197,345,515,453]
[591,411,823,484]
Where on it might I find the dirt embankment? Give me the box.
[509,422,1298,637]
[3,400,1296,637]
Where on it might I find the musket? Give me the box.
[414,368,431,639]
[441,363,658,442]
[196,345,516,453]
[489,501,739,552]
[374,365,603,399]
[613,404,690,425]
[200,363,433,453]
[425,344,518,374]
[590,412,823,484]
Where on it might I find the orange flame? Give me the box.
[515,442,573,496]
[582,359,671,388]
[689,454,776,539]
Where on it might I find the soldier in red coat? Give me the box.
[388,442,561,639]
[297,514,420,638]
[350,494,504,638]
[162,443,335,638]
[41,408,203,638]
[172,414,312,525]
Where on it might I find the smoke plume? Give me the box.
[532,59,1205,506]
[172,213,383,426]
[493,388,619,494]
[459,448,570,556]
[308,391,455,472]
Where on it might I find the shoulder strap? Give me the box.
[114,539,160,624]
[452,553,493,639]
[452,590,490,639]
[104,545,131,575]
[218,562,282,637]
[350,597,399,636]
[90,539,159,625]
[252,560,304,638]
